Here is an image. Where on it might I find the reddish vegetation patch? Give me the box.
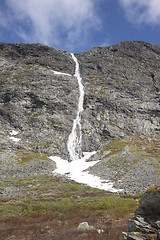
[0,213,129,240]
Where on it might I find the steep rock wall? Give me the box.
[0,43,77,158]
[77,41,160,152]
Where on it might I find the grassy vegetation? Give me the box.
[0,64,38,87]
[29,112,43,122]
[87,75,130,84]
[0,175,138,219]
[100,136,160,173]
[1,137,158,223]
[15,151,49,165]
[0,173,138,240]
[0,194,138,219]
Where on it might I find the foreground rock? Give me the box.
[77,222,94,232]
[122,186,160,239]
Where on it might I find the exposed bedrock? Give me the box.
[0,41,160,193]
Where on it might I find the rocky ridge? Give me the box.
[0,41,160,195]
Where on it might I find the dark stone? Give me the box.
[135,189,160,221]
[124,187,160,239]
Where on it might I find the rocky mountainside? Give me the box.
[79,41,160,149]
[0,43,76,158]
[0,41,160,194]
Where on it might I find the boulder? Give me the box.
[122,232,157,240]
[77,222,94,232]
[122,187,160,239]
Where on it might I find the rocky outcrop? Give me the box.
[0,41,160,194]
[78,41,160,152]
[122,187,160,239]
[77,41,160,194]
[0,43,77,158]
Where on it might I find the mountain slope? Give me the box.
[0,43,77,158]
[0,41,160,194]
[78,41,160,151]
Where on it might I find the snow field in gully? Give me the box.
[49,53,121,192]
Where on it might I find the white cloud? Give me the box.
[4,0,101,51]
[119,0,160,25]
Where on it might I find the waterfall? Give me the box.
[67,53,84,161]
[49,53,121,193]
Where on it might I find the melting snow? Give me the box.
[49,53,121,193]
[9,130,20,142]
[10,130,18,136]
[49,154,119,192]
[10,136,20,142]
[52,70,72,76]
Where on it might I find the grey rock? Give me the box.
[0,42,77,159]
[0,150,56,198]
[77,41,160,152]
[122,232,155,240]
[77,222,94,232]
[123,187,160,239]
[154,221,160,229]
[135,188,160,222]
[128,216,154,234]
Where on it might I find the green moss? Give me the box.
[15,151,49,166]
[12,71,28,81]
[0,193,138,219]
[29,112,43,122]
[87,75,129,84]
[0,204,23,217]
[94,89,106,96]
[22,65,35,70]
[100,139,127,157]
[0,173,138,219]
[146,186,160,194]
[100,137,160,174]
[101,137,160,160]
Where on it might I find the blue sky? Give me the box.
[0,0,160,53]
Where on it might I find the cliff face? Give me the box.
[78,41,160,151]
[0,43,77,158]
[0,41,160,194]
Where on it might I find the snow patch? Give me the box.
[49,154,119,192]
[9,130,20,142]
[52,70,72,76]
[49,54,122,193]
[10,130,18,136]
[10,136,20,142]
